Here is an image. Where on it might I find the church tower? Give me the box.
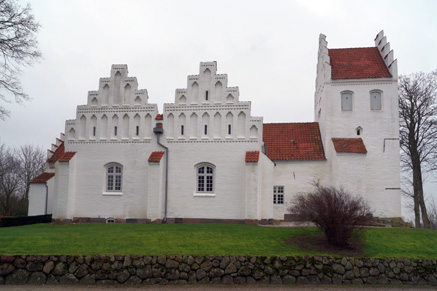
[314,31,401,217]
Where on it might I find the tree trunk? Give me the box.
[411,151,431,228]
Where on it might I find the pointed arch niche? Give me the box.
[214,112,221,138]
[190,113,198,138]
[179,113,186,137]
[113,71,122,105]
[191,82,199,104]
[122,114,129,139]
[100,115,108,140]
[167,113,175,138]
[102,84,109,105]
[90,115,97,138]
[68,128,76,141]
[202,113,209,137]
[134,114,140,137]
[215,82,222,103]
[124,84,131,105]
[79,115,86,140]
[238,112,246,138]
[144,114,152,139]
[226,112,233,137]
[250,125,258,139]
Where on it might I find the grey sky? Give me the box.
[0,0,436,219]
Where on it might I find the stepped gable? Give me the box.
[263,122,326,161]
[47,142,76,162]
[332,138,367,154]
[329,47,392,80]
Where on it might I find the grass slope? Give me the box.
[0,224,436,258]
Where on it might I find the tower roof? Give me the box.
[329,47,392,80]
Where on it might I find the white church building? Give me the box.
[28,31,401,223]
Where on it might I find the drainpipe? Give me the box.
[44,182,49,215]
[153,123,169,223]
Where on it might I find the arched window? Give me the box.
[106,164,122,192]
[341,92,353,111]
[370,91,382,110]
[196,164,214,193]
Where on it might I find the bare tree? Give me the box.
[0,143,21,215]
[0,0,41,120]
[15,144,46,206]
[0,142,45,216]
[399,71,437,229]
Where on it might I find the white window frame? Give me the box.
[104,163,123,195]
[273,186,284,204]
[370,90,382,110]
[341,91,353,111]
[194,163,215,196]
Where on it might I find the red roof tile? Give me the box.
[155,114,163,120]
[48,142,65,162]
[245,151,259,162]
[148,151,165,162]
[47,142,76,162]
[263,123,326,161]
[332,138,367,154]
[59,152,76,162]
[329,47,392,80]
[30,172,55,183]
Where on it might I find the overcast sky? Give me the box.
[1,0,436,217]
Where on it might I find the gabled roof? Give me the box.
[29,172,55,183]
[332,138,367,154]
[148,151,165,162]
[263,123,326,161]
[245,151,259,162]
[329,47,392,80]
[47,142,76,163]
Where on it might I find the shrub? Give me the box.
[288,184,372,248]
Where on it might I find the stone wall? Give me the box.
[0,255,436,286]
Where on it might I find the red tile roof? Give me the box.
[263,123,326,161]
[30,172,55,183]
[48,142,65,162]
[329,47,392,80]
[332,138,367,154]
[148,151,165,162]
[47,142,76,163]
[155,114,163,120]
[245,151,259,162]
[59,152,76,162]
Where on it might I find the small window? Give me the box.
[197,164,214,193]
[136,126,139,136]
[106,164,122,192]
[356,126,363,136]
[228,124,232,135]
[205,91,209,101]
[370,91,382,110]
[204,125,208,135]
[181,125,184,135]
[114,126,118,136]
[93,126,96,137]
[273,186,284,204]
[341,92,352,111]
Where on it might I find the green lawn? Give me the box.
[0,223,436,259]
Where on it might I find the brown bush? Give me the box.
[288,185,372,248]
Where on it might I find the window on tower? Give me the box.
[341,92,353,111]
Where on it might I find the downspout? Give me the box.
[153,123,169,223]
[44,182,48,215]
